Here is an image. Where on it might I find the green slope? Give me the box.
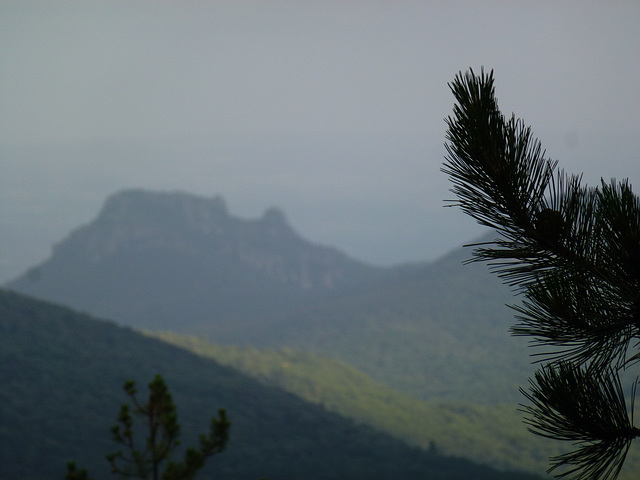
[244,250,534,404]
[0,289,540,480]
[150,331,640,480]
[6,191,533,404]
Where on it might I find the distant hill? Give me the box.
[150,331,640,480]
[0,289,541,480]
[7,189,530,403]
[7,189,384,334]
[249,244,533,403]
[150,331,568,476]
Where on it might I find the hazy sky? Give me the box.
[1,1,639,282]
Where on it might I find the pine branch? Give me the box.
[443,68,554,240]
[442,69,640,368]
[520,363,640,480]
[443,70,638,289]
[510,271,636,370]
[443,68,640,479]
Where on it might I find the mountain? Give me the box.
[149,332,640,480]
[0,289,541,480]
[149,331,565,476]
[6,189,531,403]
[247,244,532,403]
[8,189,384,334]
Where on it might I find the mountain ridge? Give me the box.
[41,189,381,290]
[9,189,386,333]
[6,189,528,403]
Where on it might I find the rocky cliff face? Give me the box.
[56,189,376,291]
[7,190,383,333]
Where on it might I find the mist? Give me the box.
[2,1,638,282]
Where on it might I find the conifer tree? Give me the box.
[442,68,640,479]
[66,374,230,480]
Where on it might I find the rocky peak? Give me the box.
[96,189,229,232]
[6,189,386,332]
[29,189,382,294]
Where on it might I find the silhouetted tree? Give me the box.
[442,68,640,480]
[66,374,230,480]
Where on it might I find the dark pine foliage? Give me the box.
[66,374,229,480]
[442,68,640,479]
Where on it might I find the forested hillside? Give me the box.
[0,289,541,480]
[150,331,640,479]
[249,245,532,403]
[151,331,561,474]
[11,189,639,477]
[7,189,531,403]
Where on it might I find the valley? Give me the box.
[5,189,639,478]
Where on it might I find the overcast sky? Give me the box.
[1,1,639,282]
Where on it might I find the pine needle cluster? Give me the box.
[66,374,230,480]
[442,68,640,479]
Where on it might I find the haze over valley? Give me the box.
[2,2,639,479]
[5,189,640,478]
[2,2,638,283]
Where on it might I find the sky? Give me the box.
[1,1,639,282]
